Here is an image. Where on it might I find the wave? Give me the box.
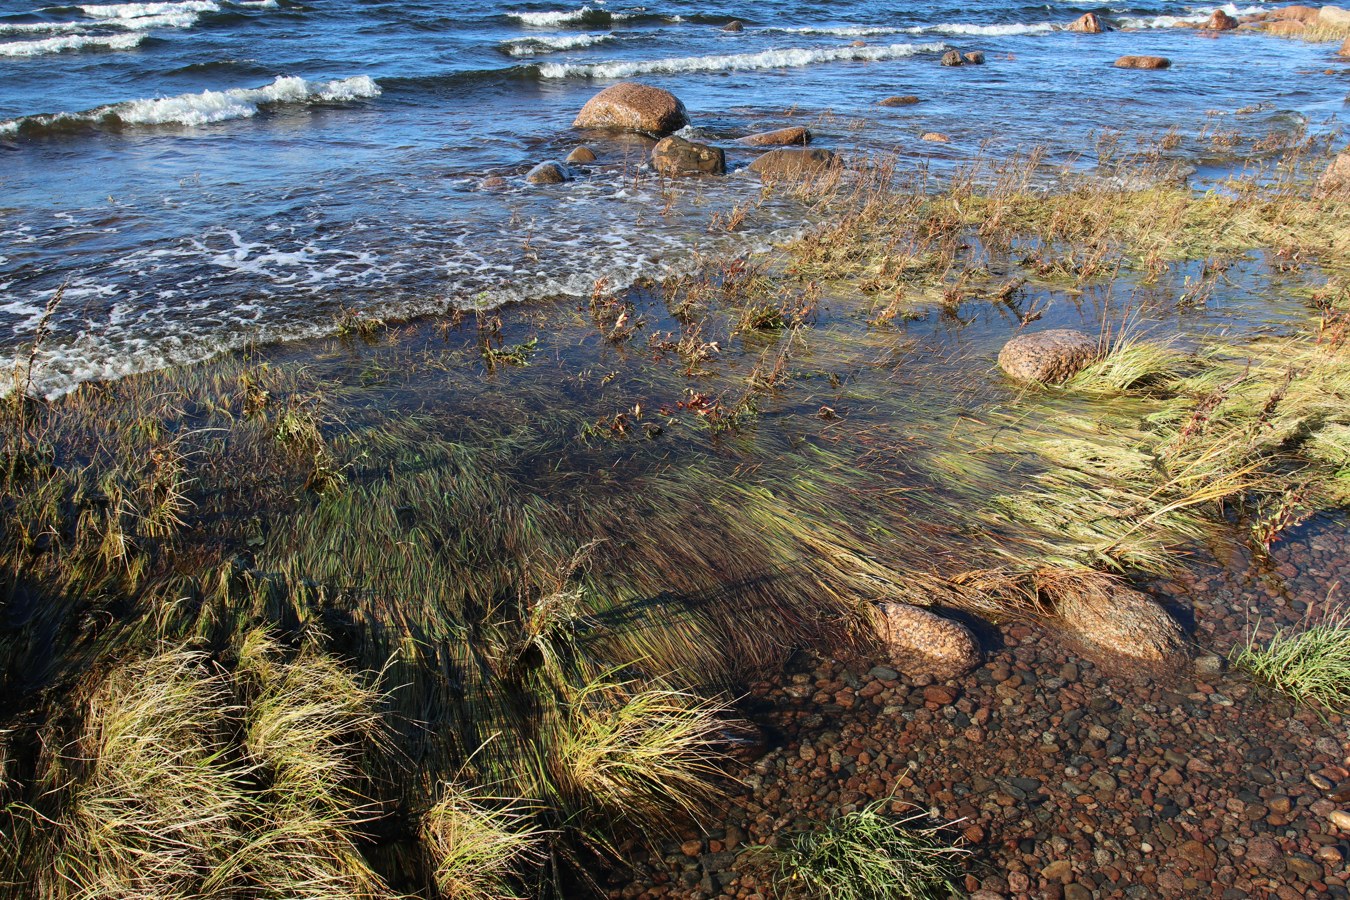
[507,6,626,27]
[537,42,945,79]
[0,31,143,55]
[500,31,613,56]
[77,1,221,18]
[776,21,1056,37]
[0,75,380,136]
[1116,3,1265,28]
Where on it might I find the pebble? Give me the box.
[1329,809,1350,832]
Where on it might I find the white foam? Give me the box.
[1116,3,1265,28]
[500,31,612,55]
[509,6,607,26]
[0,32,144,55]
[1,75,380,131]
[538,41,945,78]
[78,1,220,19]
[909,21,1057,36]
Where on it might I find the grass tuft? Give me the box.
[422,786,544,900]
[763,796,966,900]
[1234,603,1350,712]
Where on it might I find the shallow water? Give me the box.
[0,0,1345,394]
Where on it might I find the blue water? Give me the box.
[0,0,1344,393]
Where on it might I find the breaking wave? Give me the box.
[0,31,144,55]
[537,42,945,79]
[499,31,613,55]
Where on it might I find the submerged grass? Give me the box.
[762,797,966,900]
[1234,603,1350,713]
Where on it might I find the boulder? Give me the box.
[940,49,964,66]
[747,147,841,179]
[1272,4,1319,22]
[478,175,508,190]
[525,161,571,185]
[650,135,725,177]
[1066,12,1108,33]
[565,145,597,165]
[740,125,812,147]
[573,82,689,136]
[1319,5,1350,26]
[964,50,986,64]
[878,95,921,106]
[1057,583,1185,663]
[851,40,867,48]
[1202,9,1239,30]
[722,19,744,32]
[1342,35,1350,56]
[921,132,951,143]
[1320,150,1350,192]
[1114,55,1171,69]
[876,602,982,680]
[997,328,1100,383]
[1265,18,1308,32]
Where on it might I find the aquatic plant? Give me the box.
[762,797,966,900]
[1234,604,1350,713]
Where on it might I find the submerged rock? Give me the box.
[565,145,597,165]
[1114,55,1172,69]
[1066,12,1109,33]
[650,135,726,177]
[573,81,689,136]
[876,602,982,680]
[525,161,571,185]
[941,49,964,66]
[964,50,986,64]
[722,19,744,32]
[478,174,508,190]
[1057,583,1185,663]
[747,147,841,179]
[921,132,951,143]
[878,94,921,106]
[740,125,812,147]
[997,328,1100,384]
[1202,9,1240,30]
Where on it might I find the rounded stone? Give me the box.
[565,145,597,165]
[525,161,571,185]
[1115,55,1172,69]
[747,147,841,180]
[573,81,689,136]
[1067,12,1108,33]
[997,328,1101,384]
[875,602,982,680]
[650,135,726,177]
[740,126,812,147]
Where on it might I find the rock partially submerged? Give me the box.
[921,132,951,143]
[747,147,841,179]
[876,602,982,680]
[1114,55,1171,69]
[1342,35,1350,56]
[1265,18,1309,33]
[940,49,964,66]
[573,82,689,136]
[878,95,921,106]
[963,50,986,64]
[1319,4,1350,26]
[565,145,597,165]
[1273,4,1320,23]
[525,161,571,185]
[1202,9,1239,30]
[722,19,744,32]
[1320,150,1350,192]
[740,126,812,147]
[1056,583,1186,663]
[1066,12,1109,33]
[650,135,725,177]
[997,329,1100,384]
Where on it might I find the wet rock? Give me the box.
[573,81,689,136]
[1286,854,1320,883]
[740,126,812,147]
[1114,55,1172,69]
[1265,18,1309,33]
[1064,885,1093,900]
[879,95,921,106]
[565,145,597,165]
[1042,860,1073,882]
[525,161,571,185]
[1273,4,1320,23]
[1319,5,1350,27]
[1202,9,1240,29]
[921,132,951,143]
[478,174,508,190]
[1067,12,1109,32]
[964,50,986,64]
[722,19,744,32]
[876,602,982,680]
[941,49,964,66]
[1329,809,1350,831]
[1056,582,1185,662]
[650,135,725,177]
[996,328,1100,384]
[1320,151,1350,193]
[747,147,841,180]
[1194,652,1225,676]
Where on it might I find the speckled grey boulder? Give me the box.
[997,329,1100,384]
[525,161,571,185]
[877,602,982,680]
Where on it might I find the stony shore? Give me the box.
[609,515,1350,899]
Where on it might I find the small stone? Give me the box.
[1318,845,1345,866]
[1065,885,1092,900]
[1114,55,1171,70]
[1090,771,1118,792]
[525,161,571,185]
[923,685,959,705]
[1041,860,1073,882]
[963,51,985,65]
[1160,768,1184,786]
[1286,855,1320,883]
[1193,653,1225,676]
[1311,772,1336,791]
[681,839,702,857]
[869,665,899,681]
[565,146,597,165]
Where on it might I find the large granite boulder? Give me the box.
[1066,12,1108,33]
[1057,582,1185,663]
[740,126,812,147]
[573,82,689,136]
[1202,9,1239,29]
[1319,5,1350,26]
[997,329,1100,384]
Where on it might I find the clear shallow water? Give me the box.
[0,0,1345,394]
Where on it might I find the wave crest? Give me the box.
[537,42,945,79]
